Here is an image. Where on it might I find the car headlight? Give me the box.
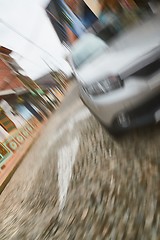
[84,76,123,96]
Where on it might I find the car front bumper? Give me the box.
[79,78,160,130]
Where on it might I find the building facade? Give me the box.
[0,47,49,169]
[46,0,98,44]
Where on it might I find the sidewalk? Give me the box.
[0,120,47,193]
[0,81,74,193]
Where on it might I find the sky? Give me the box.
[0,0,72,79]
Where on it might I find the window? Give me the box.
[72,33,108,69]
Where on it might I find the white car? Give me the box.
[68,16,160,136]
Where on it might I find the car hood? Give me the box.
[77,41,160,86]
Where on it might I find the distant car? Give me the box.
[68,17,160,136]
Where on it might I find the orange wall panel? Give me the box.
[0,60,24,90]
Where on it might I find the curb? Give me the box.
[0,123,45,194]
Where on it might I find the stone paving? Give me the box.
[0,84,160,239]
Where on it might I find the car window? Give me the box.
[71,33,108,69]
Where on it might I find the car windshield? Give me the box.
[71,33,108,69]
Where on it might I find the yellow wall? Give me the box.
[83,0,101,16]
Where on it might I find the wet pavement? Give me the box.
[0,82,160,239]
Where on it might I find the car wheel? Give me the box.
[106,113,131,138]
[100,120,125,139]
[107,127,125,138]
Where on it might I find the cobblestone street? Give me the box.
[0,83,160,239]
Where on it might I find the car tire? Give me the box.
[107,127,125,139]
[100,120,125,139]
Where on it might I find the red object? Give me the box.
[0,59,24,91]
